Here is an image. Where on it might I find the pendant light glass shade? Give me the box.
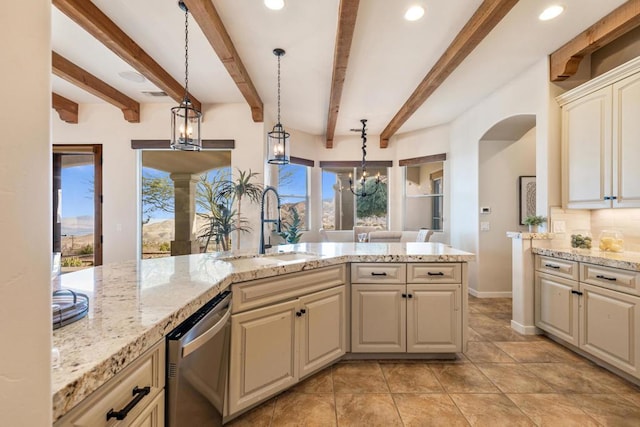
[171,1,202,151]
[267,48,290,165]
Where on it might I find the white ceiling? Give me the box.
[51,0,627,139]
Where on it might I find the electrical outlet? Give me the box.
[480,221,490,231]
[480,206,491,214]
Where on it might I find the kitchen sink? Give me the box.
[223,252,318,270]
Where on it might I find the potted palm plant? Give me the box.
[278,206,304,244]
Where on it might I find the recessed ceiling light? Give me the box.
[404,5,425,21]
[539,5,564,21]
[118,71,146,83]
[264,0,284,11]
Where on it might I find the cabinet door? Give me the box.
[580,283,640,376]
[351,284,405,352]
[562,86,612,208]
[612,72,640,208]
[535,272,579,346]
[128,391,165,427]
[228,299,298,414]
[299,285,347,378]
[407,284,461,353]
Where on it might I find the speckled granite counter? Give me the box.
[532,247,640,272]
[52,242,474,422]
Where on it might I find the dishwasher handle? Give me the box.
[181,305,231,359]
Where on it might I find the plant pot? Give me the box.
[528,225,538,233]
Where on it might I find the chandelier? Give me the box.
[170,1,202,151]
[267,48,290,164]
[349,119,380,197]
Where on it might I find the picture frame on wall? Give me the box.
[519,176,536,225]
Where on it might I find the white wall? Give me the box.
[0,0,52,424]
[449,58,559,293]
[478,128,536,295]
[52,103,265,262]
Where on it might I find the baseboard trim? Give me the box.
[468,289,512,298]
[510,320,541,335]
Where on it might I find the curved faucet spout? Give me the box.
[259,186,281,254]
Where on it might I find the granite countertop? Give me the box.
[52,242,474,421]
[532,247,640,272]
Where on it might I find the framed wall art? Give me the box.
[519,176,536,225]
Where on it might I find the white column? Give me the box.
[170,173,200,255]
[0,0,52,424]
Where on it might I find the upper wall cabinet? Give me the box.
[558,58,640,209]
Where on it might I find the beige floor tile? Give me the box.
[293,368,333,393]
[464,341,515,363]
[620,392,640,407]
[494,340,575,363]
[526,363,627,393]
[332,362,388,393]
[476,363,554,393]
[335,393,402,426]
[271,392,336,426]
[226,397,275,427]
[450,393,535,426]
[506,393,599,426]
[393,393,469,426]
[380,363,444,393]
[579,363,640,394]
[568,393,640,426]
[467,327,487,342]
[430,363,499,393]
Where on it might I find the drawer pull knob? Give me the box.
[596,275,617,281]
[402,293,407,298]
[571,290,583,296]
[296,311,302,317]
[427,272,444,276]
[371,272,387,276]
[544,264,560,269]
[408,294,413,298]
[106,386,151,421]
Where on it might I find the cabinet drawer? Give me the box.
[351,263,406,284]
[232,264,346,313]
[407,263,461,284]
[535,255,579,280]
[55,340,165,427]
[581,263,640,296]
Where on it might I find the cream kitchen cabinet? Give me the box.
[351,263,462,354]
[228,266,346,416]
[535,255,640,379]
[559,58,640,209]
[54,340,165,427]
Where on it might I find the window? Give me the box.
[403,157,445,231]
[140,150,232,258]
[277,162,309,230]
[321,165,388,230]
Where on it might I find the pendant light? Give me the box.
[349,119,380,197]
[267,48,290,165]
[171,1,202,151]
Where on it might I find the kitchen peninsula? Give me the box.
[52,242,474,423]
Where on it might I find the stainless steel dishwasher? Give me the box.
[166,290,232,427]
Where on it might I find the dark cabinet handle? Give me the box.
[571,290,583,296]
[401,293,407,298]
[371,272,387,276]
[596,275,617,281]
[544,264,560,269]
[408,294,413,298]
[427,272,444,276]
[296,311,302,317]
[106,386,150,421]
[300,309,306,314]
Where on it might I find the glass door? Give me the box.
[52,145,102,273]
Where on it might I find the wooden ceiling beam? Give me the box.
[325,0,360,149]
[379,0,518,148]
[52,51,140,122]
[52,93,79,124]
[182,0,263,122]
[550,0,640,82]
[52,0,201,112]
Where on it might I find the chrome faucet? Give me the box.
[259,186,282,254]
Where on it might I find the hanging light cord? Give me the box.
[183,8,189,103]
[359,121,367,179]
[276,52,281,125]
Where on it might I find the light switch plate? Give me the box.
[552,220,566,233]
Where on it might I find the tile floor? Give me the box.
[227,296,640,426]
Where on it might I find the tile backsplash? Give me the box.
[548,207,640,252]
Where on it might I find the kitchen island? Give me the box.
[52,242,474,423]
